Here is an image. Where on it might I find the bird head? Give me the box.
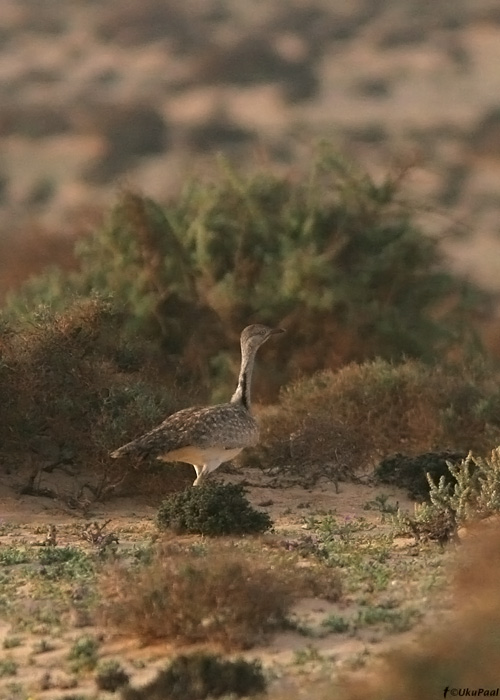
[240,324,285,354]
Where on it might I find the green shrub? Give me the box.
[394,447,500,543]
[67,635,100,673]
[244,359,500,479]
[37,546,94,582]
[5,148,488,401]
[444,447,500,522]
[121,652,266,700]
[0,658,17,677]
[394,500,457,546]
[95,659,130,692]
[156,482,272,535]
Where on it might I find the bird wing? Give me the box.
[157,404,258,450]
[111,403,258,459]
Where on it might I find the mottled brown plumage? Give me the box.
[110,324,284,485]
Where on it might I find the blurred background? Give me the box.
[1,0,500,300]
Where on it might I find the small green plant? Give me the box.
[293,645,325,666]
[0,658,18,677]
[395,500,457,546]
[67,635,100,672]
[321,613,350,633]
[286,618,318,637]
[363,493,399,515]
[0,547,32,565]
[32,638,56,654]
[395,447,500,544]
[95,659,129,692]
[2,636,22,649]
[355,604,420,633]
[444,448,500,522]
[156,482,272,536]
[301,514,393,593]
[121,652,266,700]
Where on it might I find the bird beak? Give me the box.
[270,327,285,335]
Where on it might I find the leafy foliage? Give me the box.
[156,482,272,535]
[5,149,488,401]
[395,447,500,543]
[394,500,457,546]
[37,546,94,581]
[427,448,500,524]
[122,653,266,700]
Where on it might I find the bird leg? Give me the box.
[192,460,222,486]
[193,465,203,486]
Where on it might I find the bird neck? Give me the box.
[230,344,255,410]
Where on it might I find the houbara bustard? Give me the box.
[110,324,284,485]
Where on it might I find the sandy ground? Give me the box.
[0,468,445,699]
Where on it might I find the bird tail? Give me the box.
[110,441,139,459]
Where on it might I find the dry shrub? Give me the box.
[245,359,500,483]
[0,297,195,501]
[99,539,342,650]
[334,524,500,700]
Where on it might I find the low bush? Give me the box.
[394,501,458,546]
[95,659,130,692]
[99,539,342,649]
[122,652,265,700]
[156,482,272,535]
[244,359,500,481]
[67,635,100,673]
[99,541,292,649]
